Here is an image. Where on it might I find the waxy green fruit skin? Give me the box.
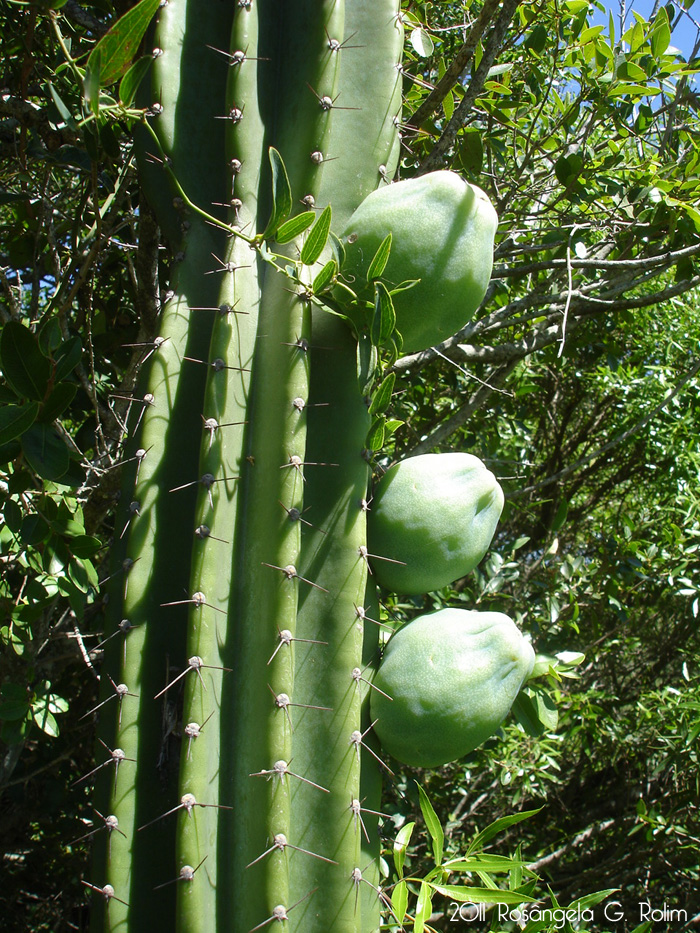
[339,171,498,352]
[370,609,535,768]
[367,452,504,595]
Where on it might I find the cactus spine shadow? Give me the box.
[89,2,403,931]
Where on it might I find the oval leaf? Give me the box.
[410,26,434,57]
[0,402,39,445]
[368,373,395,416]
[371,282,396,346]
[0,322,51,401]
[21,424,70,481]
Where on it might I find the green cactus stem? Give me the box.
[88,1,404,932]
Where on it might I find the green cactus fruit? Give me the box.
[367,452,504,594]
[370,608,535,768]
[339,171,498,352]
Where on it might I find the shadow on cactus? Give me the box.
[74,1,559,932]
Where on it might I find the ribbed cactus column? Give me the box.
[90,2,234,931]
[88,1,404,931]
[291,4,404,929]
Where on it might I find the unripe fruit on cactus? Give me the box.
[339,171,497,352]
[370,608,535,768]
[367,452,504,594]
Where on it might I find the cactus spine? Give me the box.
[89,2,403,932]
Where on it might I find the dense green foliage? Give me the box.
[1,0,700,930]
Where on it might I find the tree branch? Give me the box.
[408,0,501,130]
[418,0,520,173]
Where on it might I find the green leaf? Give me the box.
[47,83,79,131]
[69,535,102,559]
[31,703,60,737]
[458,127,484,174]
[414,882,433,933]
[651,11,671,57]
[0,322,51,401]
[3,498,22,533]
[53,336,83,382]
[444,854,527,872]
[88,0,162,88]
[263,148,293,239]
[20,424,70,481]
[365,417,385,452]
[393,821,414,879]
[0,402,39,445]
[384,418,403,438]
[366,233,392,281]
[429,883,536,904]
[417,783,444,866]
[371,282,396,347]
[511,691,546,736]
[275,211,316,244]
[568,889,620,911]
[119,55,152,107]
[391,879,408,924]
[467,809,542,855]
[368,373,395,416]
[356,333,377,395]
[312,259,337,295]
[40,383,77,423]
[20,514,50,546]
[83,50,102,116]
[410,26,434,57]
[300,204,332,266]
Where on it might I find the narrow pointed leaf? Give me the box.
[119,55,152,107]
[262,147,293,239]
[414,882,433,933]
[393,821,414,879]
[365,417,385,452]
[417,783,444,866]
[443,854,527,872]
[368,373,395,416]
[371,281,395,346]
[275,211,316,244]
[300,204,332,266]
[366,232,392,281]
[83,51,101,116]
[468,809,542,855]
[88,0,162,87]
[429,883,536,904]
[48,84,79,131]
